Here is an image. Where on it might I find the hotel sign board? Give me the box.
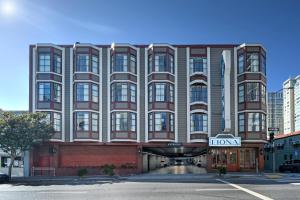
[209,134,241,147]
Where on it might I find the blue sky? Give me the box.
[0,0,299,110]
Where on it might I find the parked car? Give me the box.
[0,173,9,183]
[279,160,300,173]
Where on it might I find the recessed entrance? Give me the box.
[142,146,208,174]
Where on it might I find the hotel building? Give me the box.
[28,43,267,175]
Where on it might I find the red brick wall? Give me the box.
[59,145,138,168]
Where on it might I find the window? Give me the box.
[92,84,99,103]
[77,54,89,72]
[154,54,167,72]
[92,55,98,74]
[114,54,128,72]
[149,84,153,102]
[247,83,259,101]
[154,113,167,131]
[114,112,128,131]
[76,83,89,101]
[131,113,136,131]
[239,114,245,132]
[190,85,207,103]
[39,54,50,72]
[248,113,260,132]
[170,113,174,132]
[238,54,244,74]
[246,53,259,72]
[53,113,61,132]
[149,113,153,131]
[111,83,128,102]
[38,83,51,102]
[261,55,266,75]
[169,85,174,102]
[238,84,244,103]
[262,114,266,131]
[169,54,174,74]
[76,112,89,131]
[54,55,61,74]
[53,83,61,103]
[92,113,98,131]
[190,57,207,74]
[190,113,208,132]
[148,54,153,74]
[155,83,165,101]
[130,84,136,103]
[130,55,136,74]
[261,84,266,104]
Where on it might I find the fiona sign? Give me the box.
[209,134,241,147]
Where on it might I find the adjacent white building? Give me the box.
[294,76,300,131]
[283,76,300,134]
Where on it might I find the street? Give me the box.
[1,172,300,200]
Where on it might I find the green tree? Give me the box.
[0,112,54,179]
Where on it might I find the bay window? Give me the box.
[190,57,207,74]
[113,54,128,72]
[247,83,259,102]
[54,54,61,74]
[238,113,245,132]
[92,84,99,103]
[92,55,99,74]
[190,85,207,103]
[53,83,61,103]
[246,53,259,72]
[149,53,174,73]
[111,112,136,132]
[238,54,244,74]
[76,112,89,131]
[238,84,244,103]
[130,55,136,74]
[247,113,260,132]
[261,84,266,104]
[76,54,89,72]
[155,112,167,131]
[190,113,208,132]
[53,113,61,132]
[76,83,89,101]
[92,113,98,132]
[111,83,136,103]
[148,112,174,132]
[39,53,51,72]
[38,82,51,102]
[148,83,174,103]
[155,83,165,101]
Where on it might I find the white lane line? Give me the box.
[291,183,300,185]
[38,191,87,194]
[196,188,238,191]
[216,179,273,200]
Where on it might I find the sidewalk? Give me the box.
[10,175,119,183]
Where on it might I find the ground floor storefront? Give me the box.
[29,142,265,176]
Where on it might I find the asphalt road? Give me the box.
[1,175,300,200]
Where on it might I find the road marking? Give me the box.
[291,183,300,185]
[216,179,273,200]
[38,191,87,194]
[196,188,238,191]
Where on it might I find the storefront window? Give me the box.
[239,148,256,169]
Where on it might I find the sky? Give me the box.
[0,0,299,110]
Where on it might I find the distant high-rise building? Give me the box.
[294,76,300,131]
[267,91,283,136]
[283,78,296,133]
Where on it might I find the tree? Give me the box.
[0,112,54,179]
